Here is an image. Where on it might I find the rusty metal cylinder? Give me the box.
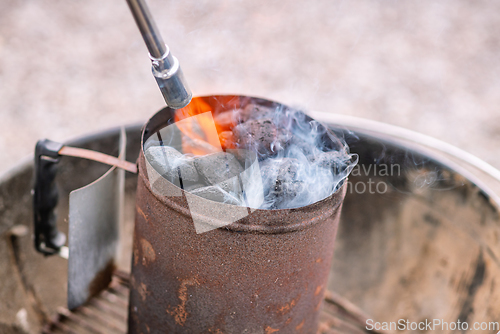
[128,96,348,333]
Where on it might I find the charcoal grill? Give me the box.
[1,110,500,333]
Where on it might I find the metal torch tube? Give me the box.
[126,0,166,59]
[126,0,192,109]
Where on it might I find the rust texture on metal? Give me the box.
[128,96,349,333]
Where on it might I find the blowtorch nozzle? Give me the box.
[126,0,192,109]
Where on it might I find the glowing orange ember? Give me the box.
[174,96,242,154]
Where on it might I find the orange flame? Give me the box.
[174,96,242,155]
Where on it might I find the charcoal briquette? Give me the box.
[194,152,244,185]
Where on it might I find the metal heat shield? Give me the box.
[67,129,126,310]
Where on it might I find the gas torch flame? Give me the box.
[174,96,241,155]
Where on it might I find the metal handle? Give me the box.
[126,0,192,109]
[33,139,66,255]
[33,139,138,256]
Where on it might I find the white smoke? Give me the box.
[237,105,358,209]
[144,104,358,210]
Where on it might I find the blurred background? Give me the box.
[1,0,499,175]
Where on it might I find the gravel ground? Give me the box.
[1,0,500,175]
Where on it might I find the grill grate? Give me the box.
[42,271,377,334]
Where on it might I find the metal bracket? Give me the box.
[33,138,137,256]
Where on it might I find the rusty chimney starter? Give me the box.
[128,95,351,333]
